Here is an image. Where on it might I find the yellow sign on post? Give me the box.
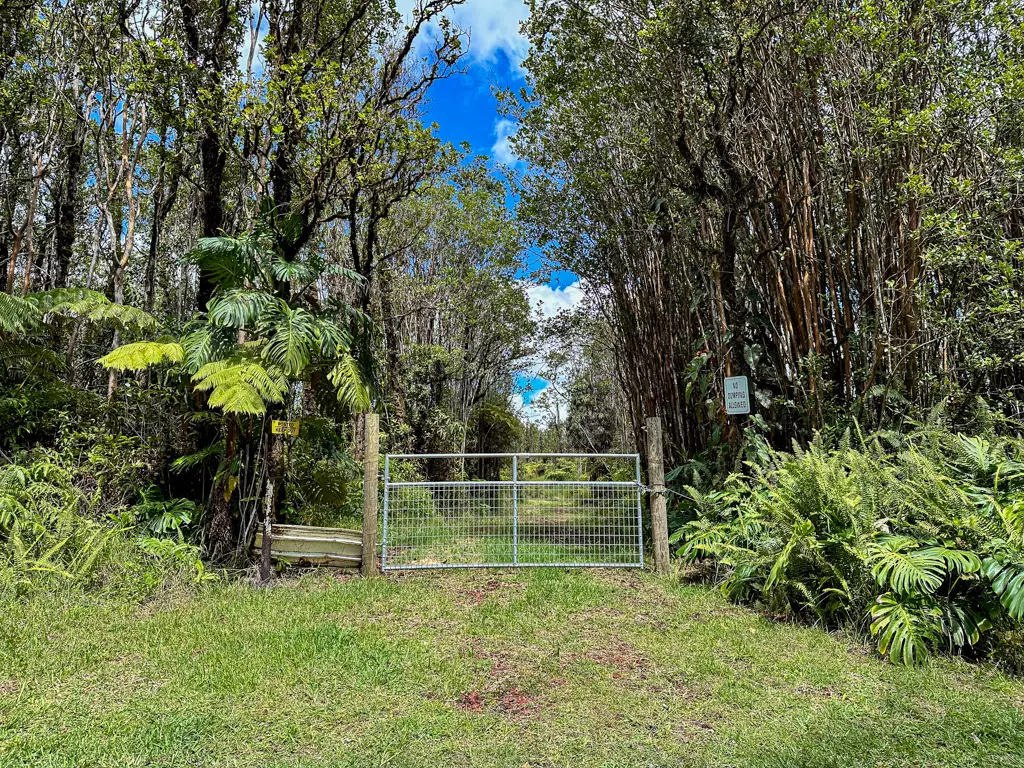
[271,420,300,436]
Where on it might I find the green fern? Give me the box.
[764,519,817,591]
[98,342,185,371]
[30,288,157,330]
[192,358,289,415]
[0,292,39,333]
[83,302,157,330]
[169,443,224,474]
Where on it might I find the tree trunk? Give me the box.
[207,419,237,558]
[259,429,283,583]
[53,120,85,290]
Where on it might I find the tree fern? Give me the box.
[30,288,156,330]
[191,358,289,415]
[0,292,38,333]
[83,301,157,330]
[98,342,185,371]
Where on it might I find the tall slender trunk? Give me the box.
[53,120,85,290]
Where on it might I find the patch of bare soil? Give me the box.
[458,578,509,605]
[455,686,539,720]
[561,638,651,683]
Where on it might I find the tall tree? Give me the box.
[513,0,1024,465]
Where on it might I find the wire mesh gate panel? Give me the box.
[381,453,644,570]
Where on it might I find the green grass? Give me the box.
[1,569,1022,767]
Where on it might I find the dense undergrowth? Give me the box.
[670,420,1024,669]
[0,429,215,602]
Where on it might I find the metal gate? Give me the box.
[381,453,644,570]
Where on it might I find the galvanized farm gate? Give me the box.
[381,453,644,571]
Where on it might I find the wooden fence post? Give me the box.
[646,416,670,574]
[362,412,379,577]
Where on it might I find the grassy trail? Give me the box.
[1,569,1022,767]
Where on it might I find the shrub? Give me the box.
[670,426,1024,667]
[0,438,214,601]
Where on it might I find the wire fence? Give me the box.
[381,453,644,570]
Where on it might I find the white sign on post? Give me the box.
[724,376,751,415]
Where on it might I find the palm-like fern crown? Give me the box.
[2,288,158,337]
[98,218,376,416]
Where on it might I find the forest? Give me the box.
[1,0,1024,674]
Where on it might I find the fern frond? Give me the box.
[0,292,39,333]
[85,301,157,330]
[98,342,184,371]
[192,359,288,415]
[169,443,224,474]
[205,381,270,415]
[28,287,107,315]
[764,519,816,591]
[31,288,157,330]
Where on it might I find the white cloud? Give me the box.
[509,279,585,426]
[491,118,518,165]
[239,2,528,77]
[396,0,529,66]
[512,390,549,425]
[454,0,530,64]
[525,280,584,320]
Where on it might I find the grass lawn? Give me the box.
[1,569,1023,767]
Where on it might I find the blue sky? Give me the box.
[421,47,518,162]
[244,2,576,422]
[404,1,582,423]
